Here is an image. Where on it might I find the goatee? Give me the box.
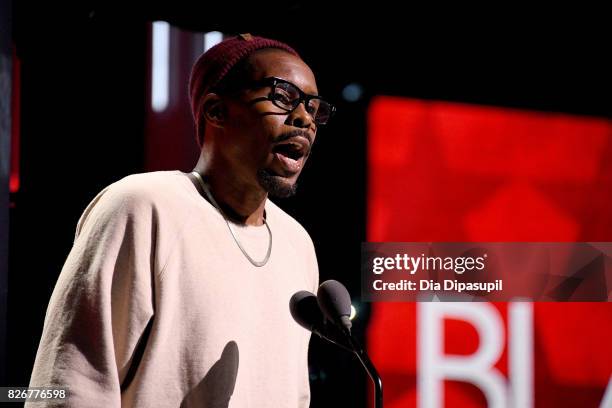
[257,169,298,198]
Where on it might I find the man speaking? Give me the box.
[28,33,334,407]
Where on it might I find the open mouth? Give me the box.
[272,142,306,160]
[272,140,309,174]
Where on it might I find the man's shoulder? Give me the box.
[75,171,191,236]
[266,199,314,246]
[91,170,196,213]
[106,170,186,202]
[267,200,319,290]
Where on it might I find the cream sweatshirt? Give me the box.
[27,170,319,407]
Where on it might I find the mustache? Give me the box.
[274,130,313,147]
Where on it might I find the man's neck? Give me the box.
[192,157,267,227]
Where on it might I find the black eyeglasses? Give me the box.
[249,77,336,126]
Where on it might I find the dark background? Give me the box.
[7,2,610,407]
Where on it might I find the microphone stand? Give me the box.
[344,328,383,408]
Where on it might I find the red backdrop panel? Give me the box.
[366,97,612,407]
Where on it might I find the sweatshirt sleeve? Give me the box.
[301,231,319,408]
[306,233,319,295]
[26,182,157,407]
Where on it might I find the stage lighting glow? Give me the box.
[151,21,170,113]
[203,31,223,52]
[342,83,363,102]
[350,304,357,321]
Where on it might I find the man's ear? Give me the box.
[201,93,226,129]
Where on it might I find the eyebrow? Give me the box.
[281,77,319,97]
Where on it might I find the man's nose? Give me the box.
[287,102,315,130]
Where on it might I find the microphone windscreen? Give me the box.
[290,290,324,332]
[317,280,352,330]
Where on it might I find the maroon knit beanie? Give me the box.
[188,33,300,147]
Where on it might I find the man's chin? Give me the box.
[257,169,298,198]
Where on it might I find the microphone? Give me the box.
[289,290,352,351]
[314,280,384,408]
[317,280,353,332]
[290,290,324,333]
